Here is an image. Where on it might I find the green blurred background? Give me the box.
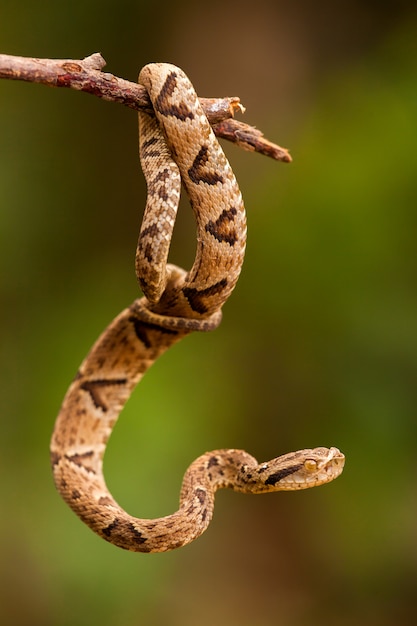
[1,1,416,624]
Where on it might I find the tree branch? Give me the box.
[0,52,291,163]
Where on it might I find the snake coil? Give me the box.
[50,63,344,552]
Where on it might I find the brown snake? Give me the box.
[50,63,345,553]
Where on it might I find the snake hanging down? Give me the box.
[50,63,345,553]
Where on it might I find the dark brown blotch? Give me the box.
[264,464,303,486]
[154,71,194,121]
[128,316,178,349]
[195,488,206,504]
[146,168,170,201]
[140,136,160,158]
[139,222,159,240]
[207,456,219,468]
[65,450,96,474]
[182,278,228,314]
[127,523,148,545]
[80,378,127,412]
[188,145,224,185]
[205,207,238,246]
[102,517,120,537]
[144,243,153,263]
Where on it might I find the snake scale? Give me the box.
[50,63,345,553]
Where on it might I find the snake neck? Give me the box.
[179,449,258,502]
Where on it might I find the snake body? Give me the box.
[50,63,344,553]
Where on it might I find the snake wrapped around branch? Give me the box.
[50,63,344,553]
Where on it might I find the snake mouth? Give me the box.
[320,447,345,479]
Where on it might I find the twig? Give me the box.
[0,52,291,163]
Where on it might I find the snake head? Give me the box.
[240,447,345,493]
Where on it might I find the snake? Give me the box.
[50,63,345,553]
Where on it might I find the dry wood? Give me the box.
[0,52,291,162]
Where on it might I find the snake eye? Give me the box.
[304,459,318,472]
